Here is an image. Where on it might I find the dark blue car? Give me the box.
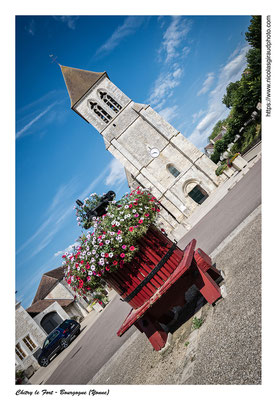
[38,319,81,367]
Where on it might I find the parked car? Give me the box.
[38,319,81,367]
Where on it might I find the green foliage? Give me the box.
[192,317,203,330]
[214,139,226,154]
[209,15,261,166]
[215,164,228,176]
[210,150,220,164]
[208,119,227,141]
[184,341,190,347]
[222,81,240,109]
[245,16,261,49]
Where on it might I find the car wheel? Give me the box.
[60,338,69,349]
[39,357,49,367]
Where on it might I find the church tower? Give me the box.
[60,65,229,240]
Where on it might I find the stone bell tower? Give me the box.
[60,65,228,240]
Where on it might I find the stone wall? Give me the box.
[15,302,47,371]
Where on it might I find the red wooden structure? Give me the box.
[103,225,222,351]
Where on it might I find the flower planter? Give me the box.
[103,225,184,309]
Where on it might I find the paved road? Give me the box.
[178,159,261,254]
[44,159,261,385]
[45,295,136,384]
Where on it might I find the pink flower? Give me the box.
[113,261,118,266]
[138,219,143,224]
[105,253,109,258]
[117,230,121,234]
[145,213,149,217]
[129,226,134,232]
[120,253,125,258]
[122,244,127,249]
[99,242,103,246]
[129,204,133,208]
[106,267,110,271]
[134,213,139,217]
[130,246,135,251]
[87,276,91,281]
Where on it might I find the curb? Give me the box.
[210,204,261,259]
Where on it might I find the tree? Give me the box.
[245,16,261,50]
[222,81,240,109]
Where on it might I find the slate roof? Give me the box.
[60,64,107,108]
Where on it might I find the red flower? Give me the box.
[130,246,135,251]
[138,219,143,224]
[129,226,134,232]
[113,260,118,266]
[80,260,84,264]
[120,253,125,258]
[117,230,121,235]
[129,204,133,208]
[145,213,149,217]
[99,242,103,246]
[105,253,109,258]
[106,267,110,271]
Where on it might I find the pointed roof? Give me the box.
[31,265,67,305]
[60,65,107,108]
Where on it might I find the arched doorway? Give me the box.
[184,180,209,205]
[188,184,208,204]
[41,312,63,334]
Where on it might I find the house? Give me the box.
[15,300,47,374]
[26,266,90,335]
[204,126,227,158]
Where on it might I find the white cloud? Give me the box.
[16,102,57,139]
[148,65,183,107]
[161,16,192,62]
[159,105,179,122]
[197,72,215,96]
[105,158,126,186]
[187,45,249,150]
[53,16,79,30]
[95,16,145,58]
[54,242,79,257]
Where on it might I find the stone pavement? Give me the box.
[89,206,261,385]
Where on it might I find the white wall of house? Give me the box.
[15,302,47,372]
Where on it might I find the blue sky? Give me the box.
[15,15,252,308]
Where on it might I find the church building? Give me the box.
[60,65,230,240]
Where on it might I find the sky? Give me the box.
[15,14,253,308]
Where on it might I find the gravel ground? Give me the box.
[90,211,261,385]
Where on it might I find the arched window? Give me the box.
[188,185,208,204]
[167,164,180,178]
[98,91,122,113]
[88,100,112,124]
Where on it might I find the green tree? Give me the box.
[222,81,240,109]
[245,16,261,50]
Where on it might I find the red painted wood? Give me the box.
[104,225,182,308]
[117,239,197,337]
[134,316,168,351]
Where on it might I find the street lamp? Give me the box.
[76,191,116,228]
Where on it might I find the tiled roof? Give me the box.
[26,299,74,315]
[60,65,107,108]
[31,266,67,305]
